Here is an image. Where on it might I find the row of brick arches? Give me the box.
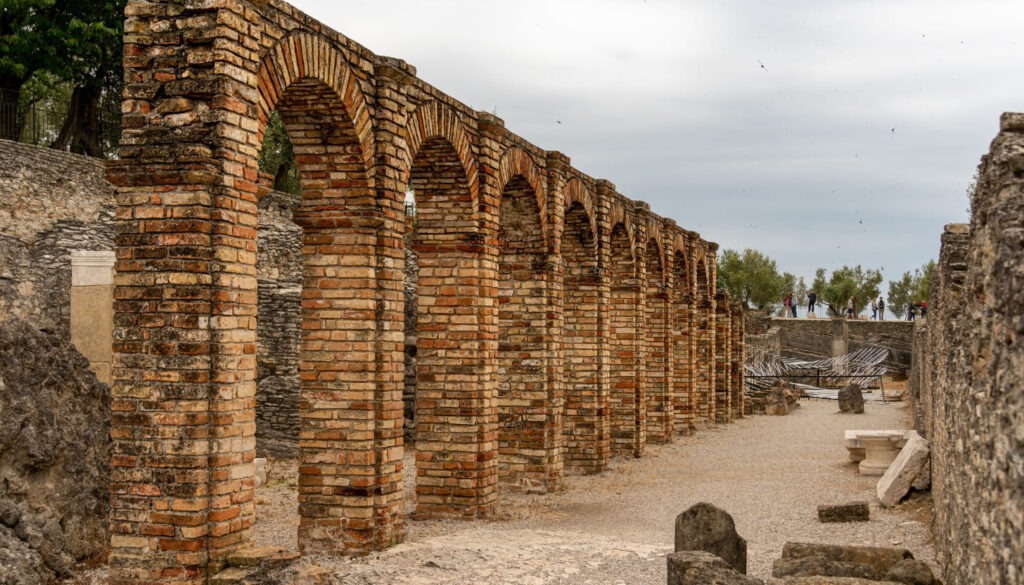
[105,2,745,583]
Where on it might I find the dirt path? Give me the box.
[253,397,936,584]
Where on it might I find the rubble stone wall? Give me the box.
[0,139,115,333]
[915,113,1024,585]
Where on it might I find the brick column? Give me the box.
[671,242,696,435]
[694,266,715,426]
[644,231,672,443]
[714,291,732,424]
[730,301,745,419]
[107,2,259,582]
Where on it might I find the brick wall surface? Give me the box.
[103,0,741,581]
[914,113,1024,585]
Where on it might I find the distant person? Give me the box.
[791,294,798,318]
[846,297,855,319]
[908,302,918,321]
[807,290,817,316]
[878,297,885,320]
[920,300,928,318]
[870,298,878,320]
[782,293,793,317]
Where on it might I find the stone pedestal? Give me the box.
[858,434,904,475]
[844,430,910,463]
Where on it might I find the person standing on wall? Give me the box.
[871,297,878,320]
[877,296,885,320]
[807,290,817,317]
[791,293,798,318]
[846,297,855,319]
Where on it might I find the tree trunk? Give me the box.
[0,80,25,142]
[50,84,102,157]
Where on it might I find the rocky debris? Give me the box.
[883,559,939,585]
[838,384,865,413]
[817,502,870,523]
[877,433,930,508]
[746,381,800,416]
[667,550,763,585]
[772,556,882,580]
[780,543,913,576]
[0,317,110,583]
[674,502,748,574]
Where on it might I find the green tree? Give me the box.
[257,110,301,195]
[811,265,883,318]
[717,248,789,312]
[1,0,125,154]
[886,260,935,320]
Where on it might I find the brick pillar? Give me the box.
[714,292,732,424]
[644,236,672,443]
[607,226,644,454]
[730,301,745,419]
[671,247,695,434]
[107,2,258,582]
[70,250,115,384]
[694,264,715,426]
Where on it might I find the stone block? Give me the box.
[884,558,939,585]
[667,550,763,585]
[772,555,882,580]
[674,502,748,574]
[877,431,930,507]
[781,542,914,575]
[767,578,904,584]
[817,502,869,523]
[844,430,910,463]
[838,384,864,413]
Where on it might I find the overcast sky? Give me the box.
[288,0,1023,294]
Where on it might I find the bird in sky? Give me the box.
[757,59,767,71]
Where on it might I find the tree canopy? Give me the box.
[717,248,793,312]
[1,0,125,155]
[810,265,884,317]
[886,260,935,320]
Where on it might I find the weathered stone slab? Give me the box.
[877,431,930,507]
[838,384,865,413]
[767,578,904,585]
[675,502,748,574]
[884,558,939,585]
[772,555,881,580]
[667,550,764,585]
[781,542,914,575]
[817,502,869,523]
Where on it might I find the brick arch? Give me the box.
[402,101,480,215]
[671,245,696,434]
[563,178,597,242]
[256,32,375,171]
[497,147,548,245]
[608,201,636,257]
[644,231,666,286]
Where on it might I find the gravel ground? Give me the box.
[248,396,936,584]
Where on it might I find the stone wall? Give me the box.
[914,113,1024,585]
[0,139,115,333]
[747,314,914,373]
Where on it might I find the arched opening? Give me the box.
[407,134,492,518]
[254,73,401,555]
[672,250,695,434]
[497,175,553,489]
[609,223,642,457]
[559,202,605,474]
[255,110,303,462]
[644,239,671,443]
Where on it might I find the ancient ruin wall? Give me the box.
[747,314,914,373]
[0,139,115,333]
[917,113,1024,584]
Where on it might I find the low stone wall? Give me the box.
[914,113,1024,585]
